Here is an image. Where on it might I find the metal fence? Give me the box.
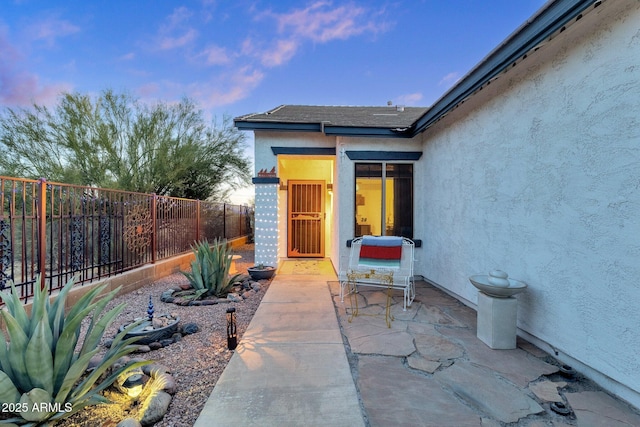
[0,176,251,303]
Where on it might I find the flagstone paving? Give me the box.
[330,280,640,426]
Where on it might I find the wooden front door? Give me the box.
[287,180,325,257]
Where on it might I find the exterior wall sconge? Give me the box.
[227,307,238,350]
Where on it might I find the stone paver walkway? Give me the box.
[330,280,640,426]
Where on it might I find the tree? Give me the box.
[0,90,251,201]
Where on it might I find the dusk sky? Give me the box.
[1,0,546,202]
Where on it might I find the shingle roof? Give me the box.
[235,105,428,137]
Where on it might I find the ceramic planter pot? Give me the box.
[247,266,276,280]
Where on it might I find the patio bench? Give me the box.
[339,236,416,313]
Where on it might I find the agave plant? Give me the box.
[0,277,148,425]
[182,238,242,299]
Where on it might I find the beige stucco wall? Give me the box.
[417,0,640,407]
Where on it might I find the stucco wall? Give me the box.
[419,0,640,406]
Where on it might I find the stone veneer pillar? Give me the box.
[253,180,279,266]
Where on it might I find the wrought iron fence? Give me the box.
[0,176,250,303]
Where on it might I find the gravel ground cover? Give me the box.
[58,243,267,427]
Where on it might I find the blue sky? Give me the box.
[1,0,546,202]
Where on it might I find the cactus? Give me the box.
[182,238,242,298]
[0,277,148,425]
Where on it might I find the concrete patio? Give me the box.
[196,263,640,426]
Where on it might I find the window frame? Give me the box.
[354,161,414,238]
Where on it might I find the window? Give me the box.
[355,163,413,238]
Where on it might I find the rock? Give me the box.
[149,342,163,350]
[157,372,177,394]
[160,290,175,302]
[143,364,171,376]
[529,380,566,402]
[139,390,172,426]
[103,338,114,348]
[172,333,182,342]
[135,345,151,353]
[242,290,255,299]
[117,418,142,427]
[179,283,192,290]
[112,356,131,370]
[251,282,261,292]
[227,293,242,302]
[160,338,174,347]
[200,300,217,305]
[181,323,199,335]
[152,318,164,329]
[88,354,103,370]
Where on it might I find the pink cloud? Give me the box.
[268,1,385,43]
[26,16,80,46]
[133,67,264,110]
[396,92,424,106]
[245,2,389,68]
[157,7,198,50]
[119,52,136,61]
[0,30,71,106]
[159,28,198,50]
[200,44,231,65]
[202,67,265,107]
[439,72,461,87]
[260,39,299,68]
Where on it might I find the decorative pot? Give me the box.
[247,266,276,280]
[119,316,180,345]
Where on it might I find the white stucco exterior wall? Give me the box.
[419,0,640,406]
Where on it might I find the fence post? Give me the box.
[196,200,201,242]
[151,194,157,264]
[36,178,47,291]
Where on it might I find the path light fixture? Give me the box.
[122,372,146,398]
[227,307,237,350]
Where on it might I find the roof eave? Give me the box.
[234,120,414,138]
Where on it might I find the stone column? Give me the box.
[253,180,279,266]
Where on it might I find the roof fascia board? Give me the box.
[271,147,336,156]
[346,151,423,161]
[324,127,413,138]
[252,177,280,184]
[412,0,595,136]
[235,122,322,132]
[235,120,413,138]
